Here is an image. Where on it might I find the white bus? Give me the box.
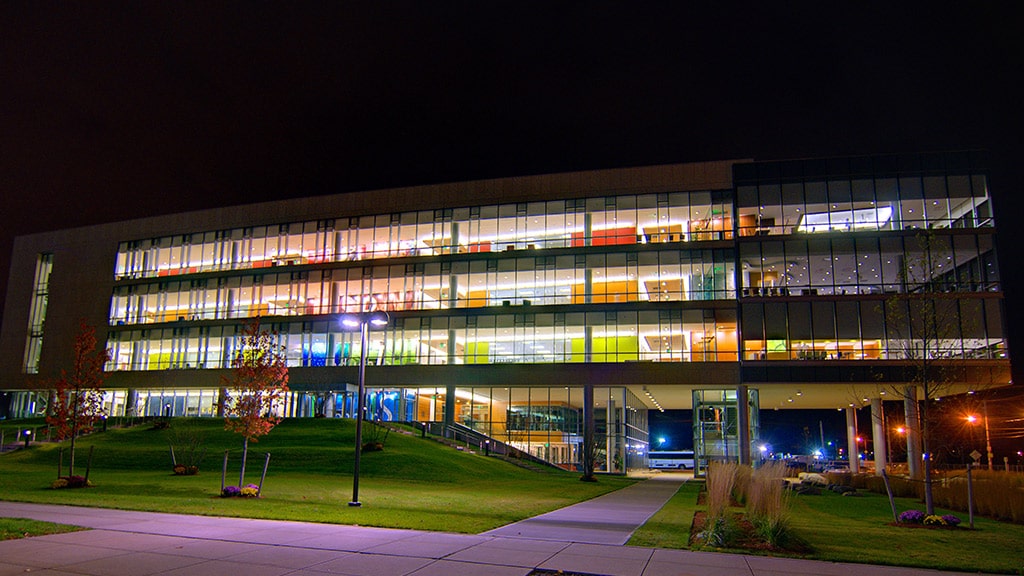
[648,450,695,470]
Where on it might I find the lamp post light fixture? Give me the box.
[341,310,389,507]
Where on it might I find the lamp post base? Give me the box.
[348,501,362,507]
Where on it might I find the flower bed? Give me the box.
[51,475,93,489]
[897,509,962,528]
[221,484,261,498]
[172,464,199,476]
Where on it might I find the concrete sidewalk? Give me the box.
[0,496,981,576]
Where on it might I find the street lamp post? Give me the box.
[966,404,995,471]
[983,400,994,471]
[341,311,389,507]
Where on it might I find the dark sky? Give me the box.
[2,4,1022,375]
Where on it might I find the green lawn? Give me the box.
[628,481,1024,575]
[0,517,87,540]
[0,418,633,533]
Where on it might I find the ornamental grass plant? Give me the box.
[705,461,739,520]
[697,461,740,548]
[931,470,1024,523]
[746,460,794,547]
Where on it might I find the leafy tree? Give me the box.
[45,319,110,478]
[222,319,290,487]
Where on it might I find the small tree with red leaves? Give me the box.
[45,319,111,479]
[222,319,290,487]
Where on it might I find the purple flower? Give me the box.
[221,485,241,497]
[942,514,961,526]
[898,510,925,524]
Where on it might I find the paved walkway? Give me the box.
[0,489,982,576]
[484,474,685,544]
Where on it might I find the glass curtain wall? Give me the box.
[113,193,734,280]
[109,250,736,325]
[106,310,739,371]
[735,172,992,238]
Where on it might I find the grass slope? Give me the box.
[0,418,632,533]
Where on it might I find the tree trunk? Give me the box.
[239,437,248,487]
[69,392,80,478]
[920,399,935,515]
[69,434,77,478]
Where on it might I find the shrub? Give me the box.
[51,478,68,490]
[898,509,925,524]
[221,485,241,497]
[824,471,852,487]
[694,514,739,549]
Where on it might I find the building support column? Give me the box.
[583,382,595,477]
[736,384,751,465]
[846,407,860,473]
[443,383,456,432]
[584,269,593,304]
[871,397,887,476]
[904,386,923,479]
[606,398,616,472]
[448,275,458,309]
[125,389,139,417]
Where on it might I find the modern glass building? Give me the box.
[0,152,1011,473]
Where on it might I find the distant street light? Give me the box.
[965,402,994,471]
[340,310,389,507]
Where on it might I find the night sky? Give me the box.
[3,5,1022,435]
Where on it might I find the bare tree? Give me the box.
[882,232,975,514]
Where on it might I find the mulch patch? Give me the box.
[695,491,742,507]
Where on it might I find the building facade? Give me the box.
[0,152,1011,473]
